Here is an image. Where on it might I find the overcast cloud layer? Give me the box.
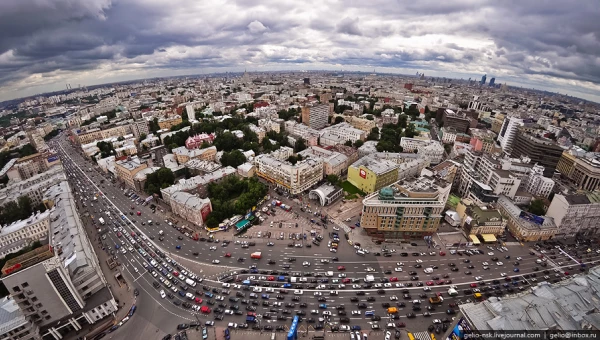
[1,0,600,102]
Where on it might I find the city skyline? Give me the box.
[1,0,600,102]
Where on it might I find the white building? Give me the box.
[319,123,366,145]
[254,151,324,194]
[497,116,524,152]
[546,194,600,237]
[0,210,51,258]
[525,164,555,198]
[400,137,444,164]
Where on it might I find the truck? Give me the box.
[429,296,444,304]
[290,277,300,283]
[364,275,375,283]
[251,252,262,259]
[99,217,105,225]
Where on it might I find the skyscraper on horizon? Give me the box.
[489,77,496,87]
[480,74,487,85]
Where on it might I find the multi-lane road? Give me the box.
[50,135,600,339]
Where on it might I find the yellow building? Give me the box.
[158,115,182,130]
[115,156,148,188]
[172,146,217,164]
[347,156,399,194]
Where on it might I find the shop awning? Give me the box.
[235,219,251,231]
[481,234,497,243]
[469,234,481,245]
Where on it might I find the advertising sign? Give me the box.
[2,263,22,275]
[201,204,211,221]
[519,211,545,225]
[47,155,59,163]
[359,169,367,179]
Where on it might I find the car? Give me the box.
[497,262,503,266]
[212,260,220,264]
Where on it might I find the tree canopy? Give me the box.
[144,168,176,196]
[220,150,247,168]
[0,196,46,226]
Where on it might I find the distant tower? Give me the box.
[480,74,487,85]
[489,77,496,87]
[303,78,310,85]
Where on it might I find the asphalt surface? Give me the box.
[50,135,600,339]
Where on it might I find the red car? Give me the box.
[342,278,351,283]
[267,276,275,281]
[136,211,141,216]
[389,277,398,282]
[470,283,477,288]
[224,253,231,257]
[201,306,211,314]
[426,281,434,286]
[564,272,570,276]
[194,297,203,304]
[173,271,179,276]
[439,251,446,256]
[436,280,445,285]
[505,277,511,281]
[117,232,122,237]
[337,266,346,271]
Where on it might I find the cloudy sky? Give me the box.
[1,0,600,103]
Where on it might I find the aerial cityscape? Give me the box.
[1,2,600,340]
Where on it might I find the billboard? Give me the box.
[519,211,545,225]
[201,204,211,221]
[359,169,367,179]
[47,155,59,163]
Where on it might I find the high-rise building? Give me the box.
[488,77,495,87]
[360,176,451,239]
[510,130,564,177]
[254,149,323,194]
[497,116,524,152]
[301,104,329,130]
[480,74,487,85]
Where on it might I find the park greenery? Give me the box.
[204,176,268,229]
[0,196,46,226]
[144,167,176,196]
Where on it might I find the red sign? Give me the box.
[201,204,211,221]
[359,169,367,179]
[3,263,22,275]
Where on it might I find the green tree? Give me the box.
[334,116,345,124]
[326,174,340,186]
[365,115,374,121]
[221,150,247,168]
[294,138,307,153]
[528,199,546,216]
[139,133,147,142]
[344,140,353,147]
[354,140,364,148]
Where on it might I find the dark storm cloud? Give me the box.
[0,0,599,101]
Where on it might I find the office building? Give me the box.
[170,191,212,227]
[1,180,117,340]
[129,119,149,140]
[469,129,500,154]
[488,77,495,87]
[480,74,486,85]
[510,129,565,177]
[460,266,600,332]
[115,156,148,188]
[497,195,557,241]
[400,138,444,164]
[497,116,524,152]
[308,183,343,206]
[525,164,555,198]
[254,152,323,195]
[556,149,600,192]
[360,176,451,239]
[546,193,600,238]
[347,156,399,194]
[441,109,472,134]
[301,104,329,130]
[284,121,319,146]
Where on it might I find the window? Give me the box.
[12,286,21,292]
[21,282,29,288]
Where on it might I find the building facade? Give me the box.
[360,176,451,239]
[115,156,148,188]
[497,195,557,241]
[170,192,212,227]
[546,193,600,237]
[510,130,564,177]
[301,104,329,130]
[254,152,323,194]
[157,115,182,130]
[347,156,399,194]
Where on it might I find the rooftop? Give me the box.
[0,297,28,335]
[350,156,398,176]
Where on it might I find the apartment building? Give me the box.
[254,152,323,194]
[185,133,216,149]
[497,195,558,242]
[556,149,600,192]
[115,156,148,188]
[297,146,348,176]
[546,193,600,238]
[439,127,458,144]
[248,124,266,142]
[329,145,359,166]
[469,129,500,154]
[0,210,51,259]
[301,104,329,130]
[360,176,451,239]
[0,181,117,340]
[319,123,366,145]
[160,167,237,205]
[157,115,182,130]
[0,296,41,340]
[170,191,212,227]
[333,115,377,133]
[490,113,505,134]
[284,121,320,146]
[0,165,66,207]
[347,156,399,194]
[73,125,130,145]
[525,164,555,198]
[510,129,565,177]
[129,119,149,139]
[172,146,217,164]
[399,137,444,164]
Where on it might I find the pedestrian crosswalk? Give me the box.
[413,331,434,340]
[331,218,352,234]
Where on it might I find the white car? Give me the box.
[383,283,392,288]
[352,310,361,315]
[394,267,403,272]
[160,290,166,298]
[475,276,483,281]
[339,273,346,278]
[303,261,311,267]
[497,262,504,266]
[212,260,220,264]
[396,262,404,266]
[500,273,507,277]
[390,295,398,301]
[314,292,322,296]
[433,319,442,324]
[294,290,303,295]
[516,257,522,261]
[209,246,217,251]
[321,259,330,263]
[366,267,375,272]
[482,262,489,266]
[333,226,340,231]
[488,252,494,256]
[352,284,361,289]
[423,287,431,291]
[415,259,423,263]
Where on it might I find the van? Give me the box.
[185,278,197,287]
[356,250,365,256]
